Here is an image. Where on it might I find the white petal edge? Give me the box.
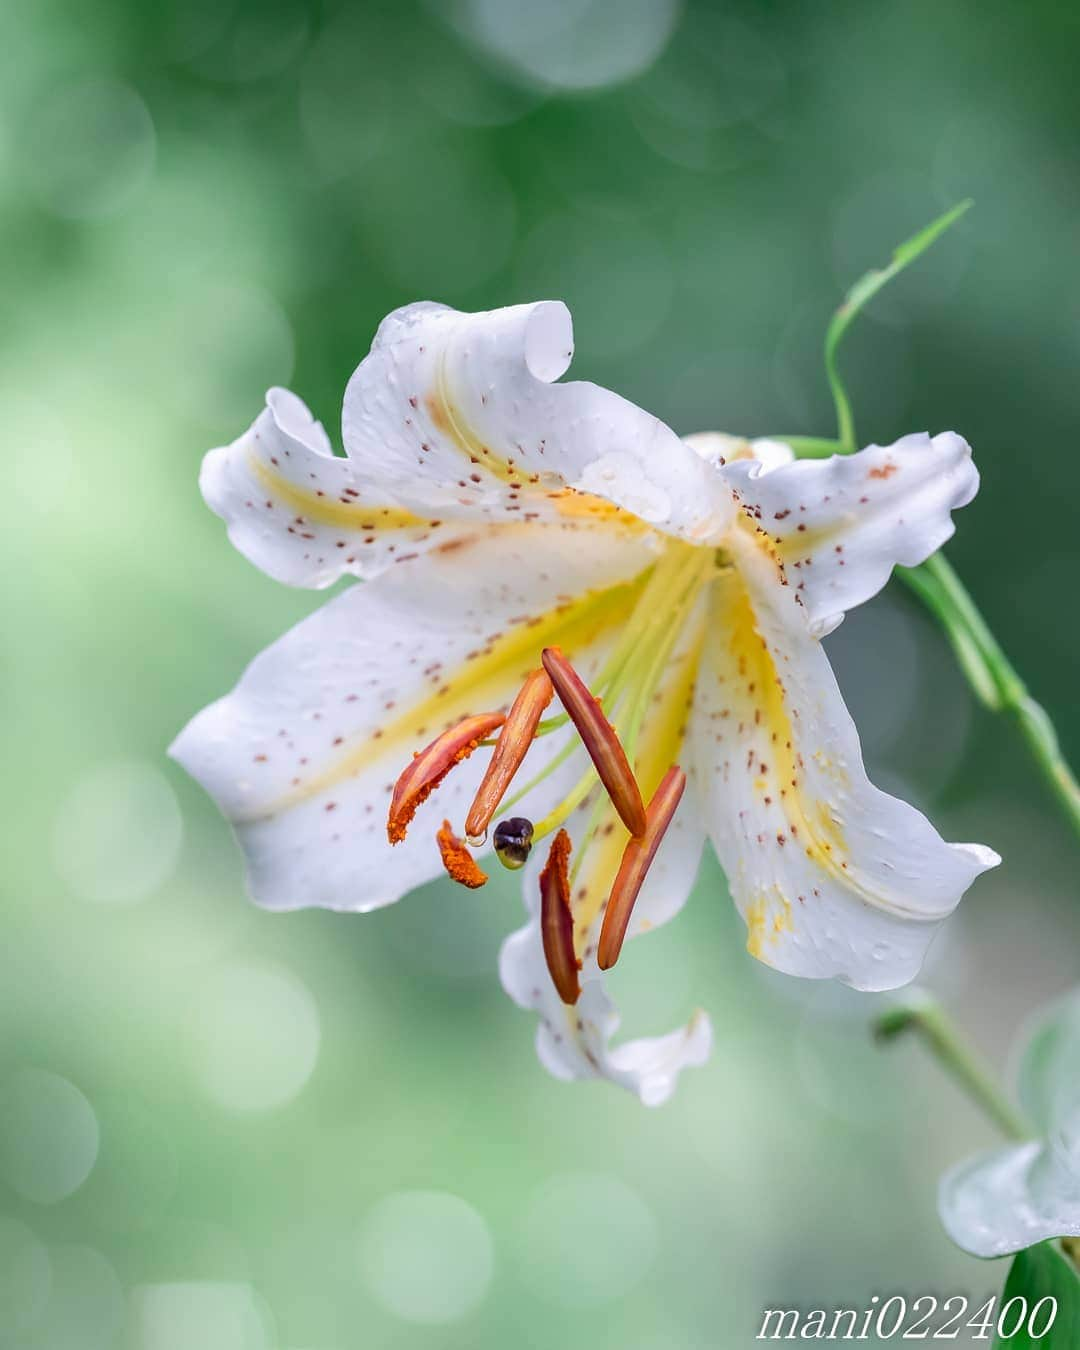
[683,431,795,473]
[939,1139,1080,1258]
[343,301,733,543]
[720,432,980,635]
[499,921,712,1106]
[198,387,459,589]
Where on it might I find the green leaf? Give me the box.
[1016,992,1080,1136]
[824,198,973,451]
[992,1243,1080,1348]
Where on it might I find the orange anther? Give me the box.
[598,766,687,971]
[541,647,647,838]
[436,820,489,889]
[539,829,580,1005]
[465,669,554,840]
[387,712,505,844]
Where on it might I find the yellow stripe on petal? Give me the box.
[249,453,427,532]
[710,567,852,885]
[426,363,537,487]
[546,486,650,533]
[745,888,794,960]
[244,566,652,822]
[712,564,858,880]
[427,360,651,532]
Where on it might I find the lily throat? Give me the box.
[386,540,717,1002]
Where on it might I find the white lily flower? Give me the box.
[940,992,1080,1258]
[171,300,999,1104]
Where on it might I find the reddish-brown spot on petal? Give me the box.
[598,766,686,971]
[540,829,580,1005]
[387,712,505,844]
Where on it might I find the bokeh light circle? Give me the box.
[158,280,295,431]
[22,77,155,220]
[0,1069,100,1204]
[53,760,183,906]
[518,1173,657,1306]
[514,212,672,360]
[459,0,682,92]
[0,1217,52,1333]
[25,1245,124,1350]
[191,961,321,1113]
[359,1190,493,1324]
[129,1282,274,1350]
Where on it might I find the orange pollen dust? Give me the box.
[382,650,687,1004]
[436,821,489,889]
[387,712,505,844]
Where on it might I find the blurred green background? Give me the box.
[3,0,1079,1345]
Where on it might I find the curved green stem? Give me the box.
[791,198,1080,841]
[899,554,1080,837]
[875,992,1030,1141]
[781,429,1080,835]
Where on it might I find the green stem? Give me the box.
[780,434,1080,840]
[769,435,846,458]
[874,992,1030,1141]
[899,554,1080,838]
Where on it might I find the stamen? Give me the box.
[387,712,505,844]
[541,646,647,838]
[493,816,534,870]
[436,821,489,888]
[597,766,687,971]
[465,669,553,841]
[539,829,580,1005]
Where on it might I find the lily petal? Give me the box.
[342,302,731,542]
[683,431,795,473]
[689,531,999,990]
[170,523,657,912]
[199,387,454,589]
[941,991,1080,1257]
[939,1140,1080,1258]
[499,922,712,1106]
[721,433,979,635]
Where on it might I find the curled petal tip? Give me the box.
[539,829,580,1005]
[436,820,489,889]
[465,668,553,839]
[541,646,647,838]
[598,766,687,971]
[387,712,505,844]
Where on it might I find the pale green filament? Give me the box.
[568,552,710,882]
[531,546,712,848]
